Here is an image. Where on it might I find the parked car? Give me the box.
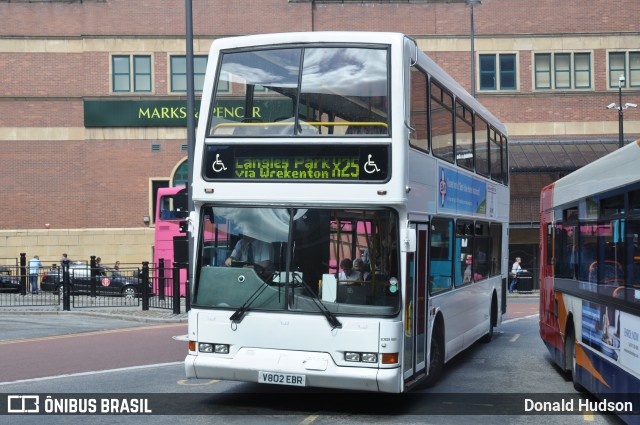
[41,262,151,299]
[0,266,20,293]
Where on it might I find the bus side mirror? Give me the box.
[174,208,189,219]
[179,220,188,234]
[401,226,416,252]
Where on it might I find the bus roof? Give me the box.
[551,139,640,207]
[209,31,407,50]
[207,31,506,137]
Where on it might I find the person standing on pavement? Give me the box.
[509,257,526,293]
[112,260,121,276]
[95,257,106,276]
[60,253,71,267]
[29,255,43,294]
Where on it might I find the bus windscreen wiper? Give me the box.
[290,274,342,330]
[229,280,270,324]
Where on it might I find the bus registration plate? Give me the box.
[258,371,306,387]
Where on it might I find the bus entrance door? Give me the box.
[403,223,428,383]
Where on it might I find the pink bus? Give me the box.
[153,186,188,296]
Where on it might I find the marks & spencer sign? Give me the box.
[84,100,201,127]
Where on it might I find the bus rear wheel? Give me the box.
[481,296,496,343]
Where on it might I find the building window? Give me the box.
[609,52,626,88]
[170,55,208,92]
[479,55,496,90]
[610,51,640,88]
[134,56,152,92]
[574,53,591,88]
[479,54,516,91]
[535,52,591,90]
[631,52,640,88]
[112,56,130,92]
[554,53,571,89]
[499,54,516,90]
[173,161,189,187]
[534,54,551,89]
[112,55,152,93]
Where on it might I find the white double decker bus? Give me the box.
[185,32,509,392]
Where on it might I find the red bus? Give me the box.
[540,140,640,417]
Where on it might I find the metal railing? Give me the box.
[0,254,189,314]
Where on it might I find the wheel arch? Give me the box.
[490,289,498,328]
[563,312,575,372]
[432,309,445,348]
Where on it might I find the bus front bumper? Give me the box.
[184,348,402,393]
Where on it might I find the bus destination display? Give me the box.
[235,157,359,180]
[204,145,388,182]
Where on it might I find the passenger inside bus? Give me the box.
[353,258,370,281]
[338,258,361,281]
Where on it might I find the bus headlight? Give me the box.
[345,352,361,362]
[361,353,378,363]
[214,344,230,354]
[198,343,213,353]
[345,352,378,363]
[198,343,229,354]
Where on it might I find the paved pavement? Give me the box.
[0,290,538,324]
[0,300,188,323]
[508,289,540,298]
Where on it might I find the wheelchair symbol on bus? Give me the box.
[363,154,380,174]
[212,154,227,173]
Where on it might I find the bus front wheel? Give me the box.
[565,325,585,392]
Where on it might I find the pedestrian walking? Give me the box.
[509,257,526,293]
[29,255,43,294]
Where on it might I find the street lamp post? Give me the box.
[618,75,624,148]
[606,75,638,149]
[467,0,481,98]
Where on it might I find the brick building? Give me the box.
[1,0,638,281]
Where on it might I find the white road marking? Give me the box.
[502,313,539,325]
[0,361,183,386]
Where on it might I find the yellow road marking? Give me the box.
[299,415,319,425]
[0,323,186,345]
[583,411,594,421]
[510,334,520,342]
